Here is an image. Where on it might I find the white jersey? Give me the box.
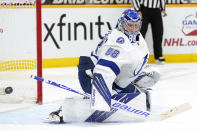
[90,29,149,111]
[91,29,149,88]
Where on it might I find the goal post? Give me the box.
[0,0,42,104]
[36,0,43,104]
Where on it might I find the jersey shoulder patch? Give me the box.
[116,37,125,44]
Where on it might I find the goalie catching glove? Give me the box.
[132,65,160,90]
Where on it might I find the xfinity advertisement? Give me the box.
[43,13,113,49]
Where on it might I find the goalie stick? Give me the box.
[31,75,192,121]
[30,75,89,98]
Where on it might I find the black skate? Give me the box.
[45,107,64,123]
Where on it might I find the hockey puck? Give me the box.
[5,87,13,94]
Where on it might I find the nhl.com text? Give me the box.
[164,38,197,47]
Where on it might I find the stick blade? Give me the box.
[160,103,192,120]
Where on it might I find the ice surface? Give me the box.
[0,63,197,131]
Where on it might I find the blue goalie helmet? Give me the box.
[117,9,141,42]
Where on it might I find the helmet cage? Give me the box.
[118,9,141,37]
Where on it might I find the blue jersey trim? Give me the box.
[133,54,149,76]
[91,51,98,60]
[97,59,120,76]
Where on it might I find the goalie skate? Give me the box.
[45,107,64,123]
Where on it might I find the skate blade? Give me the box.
[43,116,61,123]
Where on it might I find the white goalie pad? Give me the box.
[62,96,92,122]
[62,92,147,122]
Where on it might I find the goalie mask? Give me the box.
[117,9,141,43]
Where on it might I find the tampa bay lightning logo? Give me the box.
[116,37,125,44]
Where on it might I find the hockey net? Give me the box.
[0,0,42,104]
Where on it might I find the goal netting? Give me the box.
[0,0,42,104]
